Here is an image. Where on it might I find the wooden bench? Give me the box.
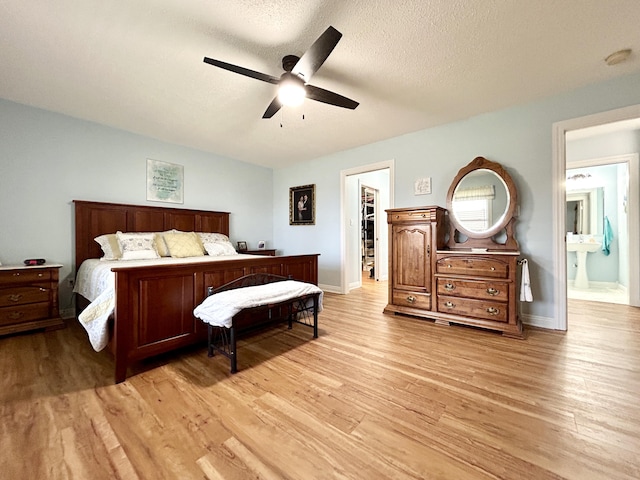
[196,273,321,373]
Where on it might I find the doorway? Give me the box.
[340,160,394,294]
[361,185,378,281]
[552,104,640,330]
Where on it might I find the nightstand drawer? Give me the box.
[0,303,51,327]
[0,269,52,285]
[0,286,50,307]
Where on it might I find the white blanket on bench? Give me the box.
[193,280,323,328]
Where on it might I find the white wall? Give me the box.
[273,71,640,327]
[0,99,274,315]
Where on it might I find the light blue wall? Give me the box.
[273,71,640,324]
[2,72,640,326]
[0,99,273,314]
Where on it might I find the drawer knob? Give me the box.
[9,311,24,320]
[444,283,455,291]
[487,307,500,316]
[486,288,500,296]
[447,264,452,268]
[444,301,455,308]
[406,295,416,303]
[490,267,496,271]
[8,294,23,303]
[13,272,20,276]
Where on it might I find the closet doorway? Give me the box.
[361,185,378,281]
[340,160,394,293]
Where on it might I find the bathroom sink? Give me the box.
[567,242,601,253]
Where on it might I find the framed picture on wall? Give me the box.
[289,184,315,225]
[146,159,184,204]
[237,241,247,251]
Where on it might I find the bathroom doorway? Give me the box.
[553,104,640,330]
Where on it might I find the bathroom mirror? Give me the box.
[446,157,518,250]
[566,187,604,235]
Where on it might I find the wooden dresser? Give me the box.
[434,251,522,337]
[384,157,525,339]
[0,264,65,336]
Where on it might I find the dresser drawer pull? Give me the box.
[406,295,416,303]
[447,264,452,268]
[487,307,500,316]
[486,288,500,296]
[13,272,20,276]
[444,301,455,308]
[490,267,496,271]
[8,294,23,303]
[8,311,24,320]
[444,283,455,291]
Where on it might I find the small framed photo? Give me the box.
[289,184,315,225]
[237,241,247,251]
[257,241,266,250]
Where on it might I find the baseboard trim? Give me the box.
[522,313,559,330]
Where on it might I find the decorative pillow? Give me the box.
[197,232,230,245]
[95,233,122,260]
[163,232,205,258]
[154,230,176,257]
[203,242,238,256]
[116,232,160,260]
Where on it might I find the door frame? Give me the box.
[552,104,640,330]
[340,160,395,294]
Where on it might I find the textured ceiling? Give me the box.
[1,0,639,168]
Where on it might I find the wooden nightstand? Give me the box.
[0,264,65,336]
[244,249,277,256]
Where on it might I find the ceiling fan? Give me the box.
[203,26,359,119]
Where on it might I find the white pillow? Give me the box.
[197,232,230,244]
[95,233,122,260]
[204,242,238,256]
[116,232,160,260]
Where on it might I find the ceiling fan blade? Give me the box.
[305,84,359,110]
[203,57,280,84]
[291,26,342,81]
[262,96,282,118]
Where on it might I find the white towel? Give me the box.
[520,259,533,302]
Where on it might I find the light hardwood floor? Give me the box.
[1,280,639,479]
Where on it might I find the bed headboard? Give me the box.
[73,200,230,270]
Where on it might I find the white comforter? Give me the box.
[193,280,323,328]
[74,255,258,351]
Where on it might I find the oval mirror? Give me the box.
[446,157,518,250]
[451,169,510,233]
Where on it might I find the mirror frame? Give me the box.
[446,156,519,250]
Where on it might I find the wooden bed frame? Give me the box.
[73,200,319,383]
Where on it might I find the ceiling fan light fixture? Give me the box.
[278,73,306,107]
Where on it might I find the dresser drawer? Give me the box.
[0,286,50,307]
[436,278,508,302]
[0,302,51,327]
[387,209,437,223]
[0,269,52,285]
[436,255,509,279]
[392,290,431,310]
[437,295,508,322]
